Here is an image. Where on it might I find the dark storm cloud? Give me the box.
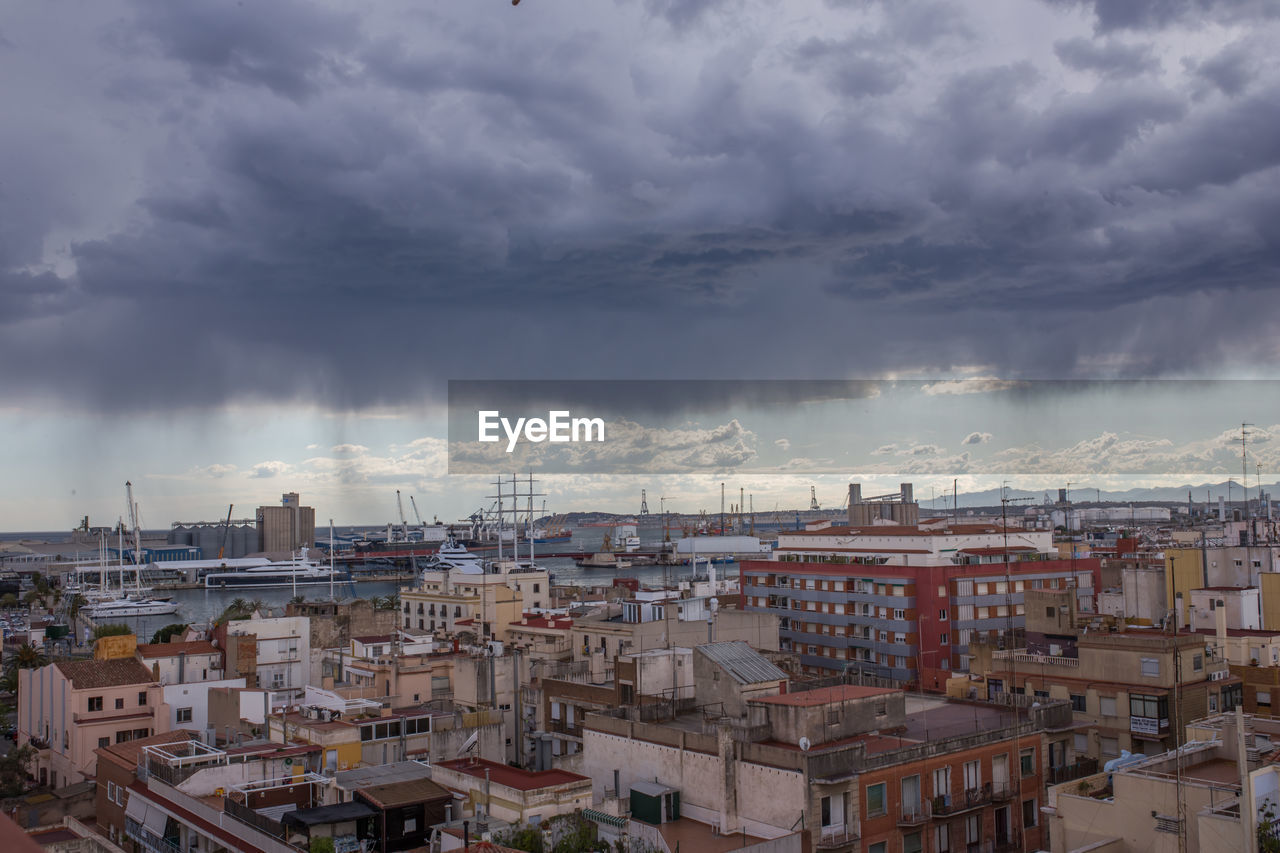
[3,0,1280,414]
[129,0,360,100]
[1054,37,1161,78]
[1191,40,1259,96]
[1045,0,1279,32]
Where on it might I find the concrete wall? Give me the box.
[583,725,802,836]
[753,691,905,746]
[163,678,247,733]
[692,650,780,720]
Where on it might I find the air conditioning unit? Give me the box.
[1209,670,1227,682]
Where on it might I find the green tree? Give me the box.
[0,744,36,797]
[0,593,17,609]
[66,593,88,620]
[495,827,544,853]
[7,643,48,672]
[1260,801,1280,853]
[93,623,133,640]
[151,623,189,644]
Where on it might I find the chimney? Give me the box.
[1216,599,1227,644]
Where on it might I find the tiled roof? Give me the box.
[55,658,156,690]
[356,778,451,808]
[695,641,788,685]
[95,729,202,769]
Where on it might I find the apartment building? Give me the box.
[570,597,779,662]
[18,658,168,786]
[582,671,1069,853]
[214,614,311,699]
[741,552,1099,684]
[1044,730,1267,853]
[970,595,1242,762]
[400,565,539,641]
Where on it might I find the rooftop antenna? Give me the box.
[639,490,649,517]
[809,486,820,512]
[1242,423,1254,541]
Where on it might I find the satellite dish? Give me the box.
[799,737,811,752]
[457,730,479,758]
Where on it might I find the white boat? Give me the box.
[204,550,350,589]
[85,595,180,619]
[81,489,181,620]
[422,539,485,575]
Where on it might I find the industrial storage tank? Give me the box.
[168,526,192,546]
[194,526,221,560]
[232,523,257,558]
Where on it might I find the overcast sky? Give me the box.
[3,0,1279,529]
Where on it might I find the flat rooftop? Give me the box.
[751,685,898,707]
[656,818,767,853]
[434,757,590,791]
[901,695,1020,741]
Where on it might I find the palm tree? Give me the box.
[67,594,87,620]
[230,597,248,614]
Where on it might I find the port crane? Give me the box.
[409,495,424,527]
[217,504,234,561]
[395,490,408,540]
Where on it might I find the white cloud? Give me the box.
[774,438,791,451]
[962,432,992,445]
[250,460,292,479]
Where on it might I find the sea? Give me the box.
[2,523,754,637]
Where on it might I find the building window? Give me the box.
[866,782,886,817]
[933,824,949,853]
[1140,658,1160,677]
[114,698,124,710]
[1073,733,1088,753]
[88,696,103,712]
[940,633,949,645]
[869,844,886,853]
[1020,747,1035,776]
[894,609,905,620]
[1193,654,1203,672]
[939,609,948,620]
[1258,690,1272,707]
[1070,694,1087,712]
[965,814,981,846]
[138,691,147,706]
[1100,736,1119,757]
[1130,694,1169,721]
[177,708,193,723]
[98,737,110,748]
[904,832,922,853]
[1022,798,1038,828]
[1099,696,1117,716]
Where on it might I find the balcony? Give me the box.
[1130,716,1170,736]
[1049,757,1099,785]
[990,782,1015,802]
[898,802,931,826]
[816,826,858,850]
[994,833,1022,853]
[73,705,156,724]
[933,784,992,816]
[992,650,1080,668]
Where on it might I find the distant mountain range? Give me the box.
[923,481,1280,510]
